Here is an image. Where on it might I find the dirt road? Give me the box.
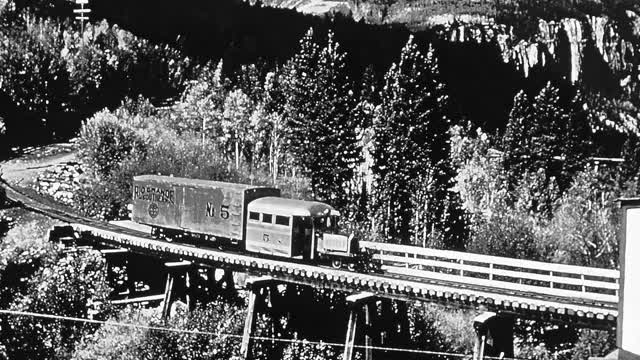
[1,143,77,187]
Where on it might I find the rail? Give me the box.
[361,241,619,304]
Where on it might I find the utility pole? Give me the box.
[73,0,91,44]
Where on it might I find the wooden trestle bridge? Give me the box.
[0,179,620,360]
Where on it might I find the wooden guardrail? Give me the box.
[360,241,619,304]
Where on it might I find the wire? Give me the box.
[0,309,532,360]
[0,309,473,357]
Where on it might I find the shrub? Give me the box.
[281,342,341,360]
[72,307,158,360]
[0,249,112,360]
[0,220,58,308]
[569,329,616,360]
[468,204,545,261]
[77,109,147,178]
[542,168,624,267]
[413,304,475,355]
[137,301,245,360]
[75,179,132,220]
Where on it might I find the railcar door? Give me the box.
[292,216,313,259]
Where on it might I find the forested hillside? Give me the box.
[0,0,637,358]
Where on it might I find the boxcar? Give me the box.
[132,175,279,243]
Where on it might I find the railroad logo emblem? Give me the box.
[263,234,269,242]
[148,203,159,218]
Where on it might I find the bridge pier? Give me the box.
[344,292,377,360]
[99,248,130,297]
[240,276,278,360]
[472,312,514,360]
[161,260,193,319]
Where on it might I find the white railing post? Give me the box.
[489,263,493,281]
[550,271,554,289]
[581,274,585,292]
[460,259,464,277]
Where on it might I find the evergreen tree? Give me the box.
[282,29,360,210]
[371,36,465,247]
[314,31,361,210]
[561,91,593,189]
[502,90,534,189]
[281,28,320,179]
[502,83,594,215]
[351,65,380,222]
[530,83,567,175]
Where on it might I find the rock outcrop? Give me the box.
[443,14,639,84]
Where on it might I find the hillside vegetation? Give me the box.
[0,0,635,358]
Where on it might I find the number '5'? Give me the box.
[220,205,229,219]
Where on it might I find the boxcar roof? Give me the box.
[133,175,275,191]
[248,197,334,217]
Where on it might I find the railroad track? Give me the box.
[0,179,618,327]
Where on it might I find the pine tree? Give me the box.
[282,28,320,179]
[351,65,380,222]
[502,90,534,189]
[502,83,594,215]
[561,91,593,189]
[282,29,360,210]
[313,31,361,210]
[371,36,465,247]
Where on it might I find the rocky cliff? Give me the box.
[441,13,639,86]
[260,0,639,91]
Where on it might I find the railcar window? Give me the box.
[249,212,260,221]
[275,215,290,226]
[262,213,273,223]
[313,217,327,229]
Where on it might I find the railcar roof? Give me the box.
[248,197,334,217]
[133,175,275,191]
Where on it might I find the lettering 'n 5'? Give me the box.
[205,203,230,219]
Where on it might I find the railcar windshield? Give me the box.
[313,215,340,232]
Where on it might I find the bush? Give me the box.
[542,168,624,268]
[137,301,245,360]
[77,110,148,178]
[0,249,112,360]
[468,209,544,260]
[72,307,159,360]
[281,342,341,360]
[0,220,58,308]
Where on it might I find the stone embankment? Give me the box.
[35,162,84,206]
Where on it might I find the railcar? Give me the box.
[131,175,358,268]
